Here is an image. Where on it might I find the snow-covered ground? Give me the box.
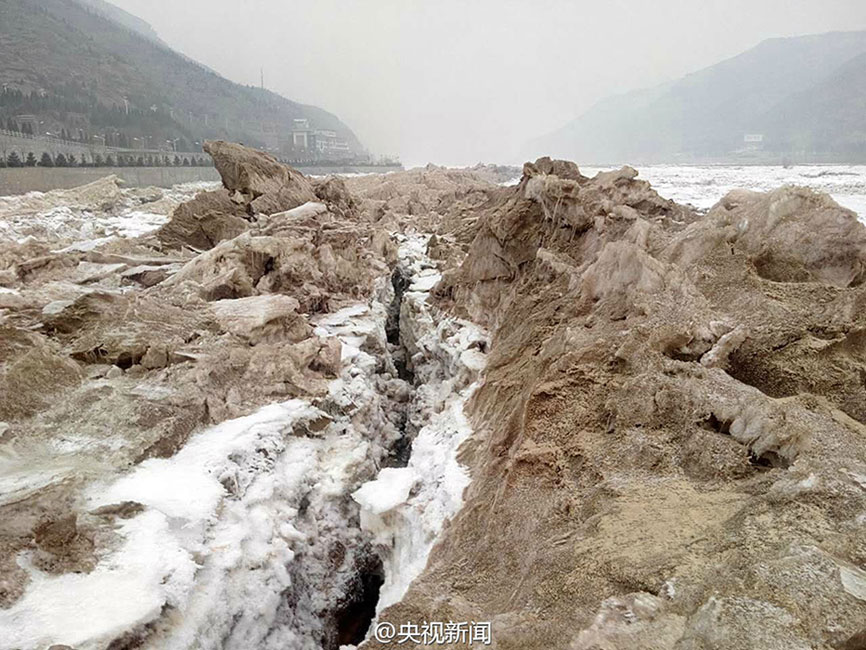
[583,164,866,220]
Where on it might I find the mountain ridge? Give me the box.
[0,0,362,157]
[73,0,165,45]
[528,30,866,164]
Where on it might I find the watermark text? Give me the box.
[373,621,492,646]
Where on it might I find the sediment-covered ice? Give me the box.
[0,233,486,650]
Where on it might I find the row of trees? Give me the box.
[1,86,202,152]
[0,151,211,168]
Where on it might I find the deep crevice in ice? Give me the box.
[350,235,488,639]
[332,555,385,649]
[386,267,410,347]
[381,265,414,470]
[386,266,414,383]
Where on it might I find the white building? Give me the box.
[290,119,351,158]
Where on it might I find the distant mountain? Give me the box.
[763,50,866,153]
[528,31,866,164]
[0,0,363,156]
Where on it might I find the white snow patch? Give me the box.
[0,511,191,650]
[353,468,419,516]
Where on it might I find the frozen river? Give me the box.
[582,164,866,220]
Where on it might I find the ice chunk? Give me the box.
[353,468,419,515]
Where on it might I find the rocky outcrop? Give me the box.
[3,155,866,650]
[368,160,866,650]
[0,157,409,634]
[209,294,311,344]
[156,189,250,251]
[156,142,339,251]
[204,140,317,215]
[313,175,360,219]
[700,186,866,287]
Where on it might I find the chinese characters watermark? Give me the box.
[374,621,492,646]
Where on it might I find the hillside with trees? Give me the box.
[0,0,363,157]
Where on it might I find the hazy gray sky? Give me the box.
[109,0,866,166]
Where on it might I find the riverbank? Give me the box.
[0,166,405,196]
[0,167,221,195]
